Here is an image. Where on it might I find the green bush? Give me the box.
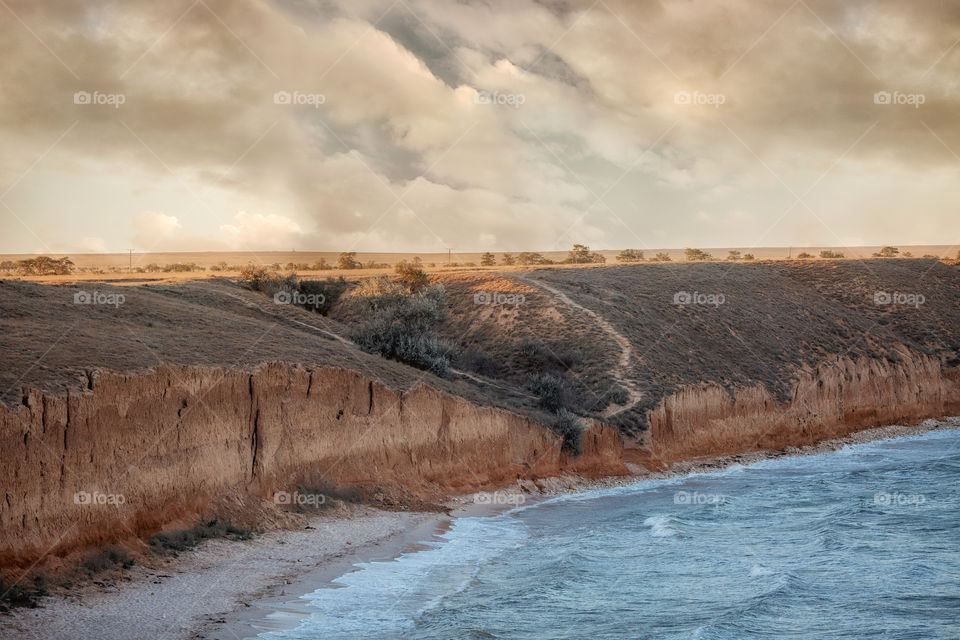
[0,572,49,612]
[616,249,644,262]
[565,244,606,264]
[297,277,349,315]
[150,520,252,553]
[684,248,712,261]
[516,252,553,265]
[80,547,134,575]
[239,264,298,300]
[346,278,458,377]
[162,262,203,272]
[605,385,630,405]
[525,373,575,413]
[338,252,361,269]
[281,476,365,513]
[394,260,430,292]
[238,264,271,289]
[455,348,501,378]
[14,256,74,275]
[552,409,583,455]
[580,384,630,413]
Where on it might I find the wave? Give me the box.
[749,565,775,577]
[643,514,680,538]
[262,516,527,639]
[261,427,960,640]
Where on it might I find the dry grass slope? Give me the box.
[3,258,958,438]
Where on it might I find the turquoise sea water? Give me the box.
[264,429,960,639]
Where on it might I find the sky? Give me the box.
[0,0,958,255]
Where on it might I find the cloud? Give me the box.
[130,210,304,251]
[134,212,181,238]
[1,0,958,253]
[219,211,303,249]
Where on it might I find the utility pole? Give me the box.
[447,248,452,265]
[128,249,132,273]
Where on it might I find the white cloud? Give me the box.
[1,0,958,253]
[134,212,181,237]
[219,211,303,249]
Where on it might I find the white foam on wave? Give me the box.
[643,515,677,538]
[749,565,774,577]
[522,431,960,516]
[260,515,527,639]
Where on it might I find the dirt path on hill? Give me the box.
[511,273,643,417]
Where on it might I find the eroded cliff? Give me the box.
[647,351,960,463]
[2,260,959,571]
[0,363,625,569]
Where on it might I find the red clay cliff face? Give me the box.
[0,363,625,569]
[648,351,960,463]
[2,350,958,570]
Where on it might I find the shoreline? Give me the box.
[2,417,957,640]
[217,416,960,640]
[0,508,445,640]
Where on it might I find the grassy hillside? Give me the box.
[3,259,958,441]
[432,259,960,435]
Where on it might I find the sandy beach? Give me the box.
[2,417,957,640]
[0,508,442,640]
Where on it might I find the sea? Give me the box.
[262,428,960,639]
